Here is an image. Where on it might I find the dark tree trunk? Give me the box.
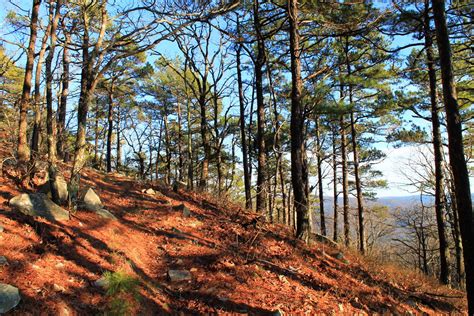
[423,3,450,285]
[17,0,41,162]
[57,21,70,160]
[236,16,252,209]
[116,108,122,170]
[198,92,210,190]
[45,0,61,204]
[253,0,267,213]
[350,111,365,253]
[432,0,473,310]
[340,115,350,247]
[177,100,184,182]
[332,129,339,242]
[288,0,309,241]
[106,83,114,173]
[315,116,326,236]
[31,8,52,155]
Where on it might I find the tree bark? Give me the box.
[423,2,450,285]
[106,83,114,173]
[57,20,70,160]
[254,0,268,213]
[432,0,473,310]
[45,0,61,203]
[288,0,309,241]
[17,0,41,162]
[315,116,327,236]
[236,16,252,209]
[31,6,52,155]
[332,129,339,242]
[340,115,350,247]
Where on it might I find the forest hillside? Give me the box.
[0,137,466,314]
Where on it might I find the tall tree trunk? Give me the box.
[177,100,184,182]
[340,115,350,247]
[116,108,122,170]
[31,7,52,155]
[164,112,171,185]
[315,116,326,236]
[288,0,309,241]
[106,83,114,173]
[432,0,473,310]
[45,0,61,203]
[186,95,193,190]
[198,92,210,190]
[344,37,365,253]
[254,0,267,213]
[332,129,339,242]
[94,99,100,166]
[423,3,450,285]
[350,111,365,253]
[236,16,252,209]
[17,0,41,162]
[57,21,70,160]
[70,1,107,191]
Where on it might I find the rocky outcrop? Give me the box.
[9,193,70,221]
[0,283,21,313]
[80,188,103,211]
[39,174,69,204]
[167,270,192,282]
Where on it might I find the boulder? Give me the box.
[95,208,117,220]
[0,256,8,266]
[0,283,21,313]
[80,188,103,211]
[174,204,191,217]
[167,269,192,282]
[9,193,70,221]
[39,174,69,204]
[143,188,156,195]
[93,277,109,289]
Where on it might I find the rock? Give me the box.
[0,225,3,233]
[93,277,109,289]
[0,283,21,313]
[53,284,66,292]
[0,256,8,266]
[335,252,344,260]
[9,193,70,221]
[167,269,192,282]
[272,309,283,316]
[81,188,103,211]
[174,204,191,217]
[39,174,68,204]
[95,208,117,220]
[143,188,156,195]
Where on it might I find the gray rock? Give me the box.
[0,256,8,266]
[167,269,192,282]
[95,208,117,220]
[81,188,103,211]
[174,204,191,217]
[0,283,21,313]
[39,174,69,204]
[335,252,344,260]
[9,193,70,221]
[0,225,4,233]
[93,277,109,289]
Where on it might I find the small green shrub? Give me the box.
[102,271,140,316]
